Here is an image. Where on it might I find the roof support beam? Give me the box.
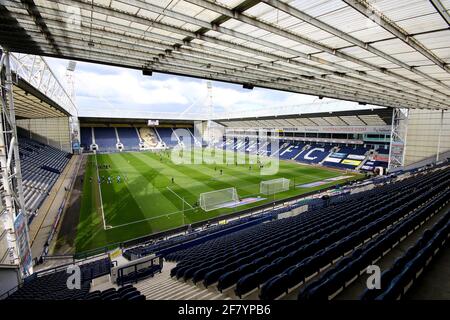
[11,1,446,107]
[342,0,450,73]
[3,0,450,110]
[183,0,450,99]
[8,35,389,106]
[261,0,450,92]
[429,0,450,26]
[182,0,261,43]
[19,32,418,108]
[115,1,355,74]
[150,62,418,109]
[8,16,442,109]
[41,0,449,106]
[19,0,61,55]
[16,21,433,107]
[55,46,424,108]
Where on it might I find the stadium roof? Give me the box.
[216,107,392,128]
[6,52,76,118]
[1,0,450,110]
[13,77,71,118]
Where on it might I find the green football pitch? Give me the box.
[75,150,362,252]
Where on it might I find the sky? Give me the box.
[46,57,377,119]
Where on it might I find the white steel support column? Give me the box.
[388,108,409,171]
[0,54,16,267]
[0,50,32,276]
[436,110,445,162]
[4,52,27,213]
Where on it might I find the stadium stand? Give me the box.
[84,285,145,301]
[361,148,390,172]
[7,269,91,300]
[139,127,160,148]
[123,214,275,260]
[94,127,117,152]
[323,146,369,170]
[162,166,449,300]
[155,128,178,147]
[3,0,450,304]
[138,127,160,148]
[4,159,448,301]
[297,192,449,300]
[294,144,334,164]
[226,138,376,171]
[278,143,305,160]
[6,258,118,300]
[80,127,93,150]
[79,125,205,151]
[117,127,140,151]
[216,137,380,173]
[360,208,450,300]
[19,137,71,214]
[245,138,257,153]
[187,128,202,147]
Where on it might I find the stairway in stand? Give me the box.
[134,261,233,300]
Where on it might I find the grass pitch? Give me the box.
[75,150,361,252]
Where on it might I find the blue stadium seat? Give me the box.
[94,127,117,152]
[117,127,140,151]
[160,166,450,301]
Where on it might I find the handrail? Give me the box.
[0,264,21,300]
[115,256,162,286]
[34,252,111,279]
[0,284,19,300]
[0,247,12,265]
[74,243,122,260]
[43,254,75,259]
[0,228,8,240]
[0,254,112,300]
[0,228,9,263]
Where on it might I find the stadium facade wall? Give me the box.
[17,117,72,153]
[404,109,450,166]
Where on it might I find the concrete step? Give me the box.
[134,261,232,300]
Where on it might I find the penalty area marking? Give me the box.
[105,208,194,230]
[166,186,193,209]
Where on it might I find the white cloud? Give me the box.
[45,57,375,119]
[76,71,191,106]
[71,67,317,116]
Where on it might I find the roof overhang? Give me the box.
[13,75,71,118]
[1,0,449,110]
[216,108,393,128]
[78,117,194,126]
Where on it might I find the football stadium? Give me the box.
[0,0,449,307]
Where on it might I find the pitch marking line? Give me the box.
[94,153,108,230]
[166,186,193,209]
[107,207,195,229]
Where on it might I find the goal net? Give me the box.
[260,178,290,195]
[199,187,239,212]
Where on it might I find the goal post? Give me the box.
[199,187,239,211]
[260,178,290,195]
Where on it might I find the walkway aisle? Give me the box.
[29,155,80,261]
[134,261,233,300]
